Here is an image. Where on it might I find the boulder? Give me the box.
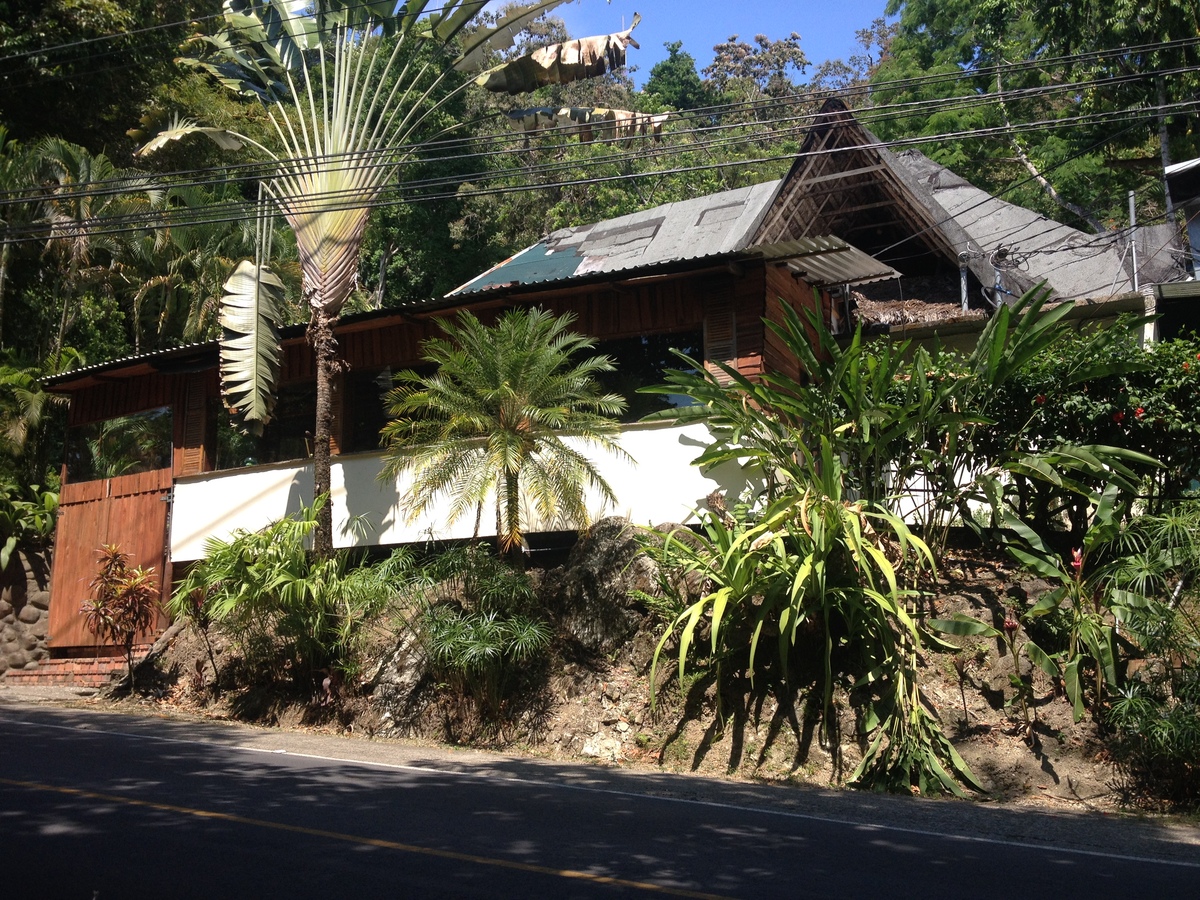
[369,627,430,716]
[544,517,656,654]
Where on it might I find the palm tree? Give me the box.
[138,0,639,556]
[0,125,36,350]
[380,308,628,553]
[35,138,158,370]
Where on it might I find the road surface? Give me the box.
[1,701,1197,898]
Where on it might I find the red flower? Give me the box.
[1112,410,1125,423]
[1003,615,1020,638]
[1071,548,1084,572]
[1035,394,1047,405]
[1135,407,1145,419]
[1186,362,1192,371]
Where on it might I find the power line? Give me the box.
[4,96,1192,247]
[3,55,1194,211]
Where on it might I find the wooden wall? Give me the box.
[764,265,832,381]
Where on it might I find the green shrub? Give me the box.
[170,499,415,686]
[0,481,57,569]
[414,544,550,719]
[1109,678,1200,806]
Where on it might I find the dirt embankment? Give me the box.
[67,530,1160,815]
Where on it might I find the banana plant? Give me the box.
[137,0,641,555]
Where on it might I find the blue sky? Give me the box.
[555,0,894,87]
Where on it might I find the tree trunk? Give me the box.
[1158,77,1176,226]
[308,307,340,559]
[996,71,1105,234]
[0,241,9,349]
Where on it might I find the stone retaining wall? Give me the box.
[0,550,51,675]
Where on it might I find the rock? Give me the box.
[370,628,430,715]
[589,720,600,734]
[0,599,12,620]
[544,517,655,654]
[27,591,50,611]
[17,604,41,625]
[581,739,602,758]
[19,632,40,651]
[616,721,630,733]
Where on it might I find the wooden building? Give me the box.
[37,102,1156,662]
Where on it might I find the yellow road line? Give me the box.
[0,777,733,899]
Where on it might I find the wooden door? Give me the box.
[48,469,172,650]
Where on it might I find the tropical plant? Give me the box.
[1109,677,1200,806]
[0,481,58,571]
[0,125,36,349]
[643,341,981,794]
[82,545,160,693]
[995,485,1156,722]
[35,138,159,370]
[412,543,550,721]
[381,307,628,553]
[170,498,417,685]
[138,0,639,557]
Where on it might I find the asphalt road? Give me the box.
[1,701,1197,899]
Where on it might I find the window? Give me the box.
[212,383,316,470]
[65,406,173,481]
[344,368,395,454]
[592,330,703,423]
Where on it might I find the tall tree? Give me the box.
[140,0,637,555]
[643,41,713,111]
[35,138,155,370]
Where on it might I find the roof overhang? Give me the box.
[751,236,902,287]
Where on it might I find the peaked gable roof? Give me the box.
[755,99,1143,303]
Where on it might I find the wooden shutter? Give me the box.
[178,372,208,476]
[704,296,737,385]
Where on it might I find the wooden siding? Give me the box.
[48,468,171,649]
[763,265,832,381]
[66,374,173,428]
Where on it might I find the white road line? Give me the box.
[3,711,1198,869]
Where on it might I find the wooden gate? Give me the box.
[47,469,172,650]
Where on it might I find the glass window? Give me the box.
[65,406,173,481]
[345,368,394,454]
[592,330,703,423]
[212,383,316,470]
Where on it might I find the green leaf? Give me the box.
[219,260,286,432]
[929,614,1000,638]
[452,0,572,70]
[1024,640,1059,679]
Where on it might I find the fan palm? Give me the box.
[381,308,628,552]
[138,0,639,555]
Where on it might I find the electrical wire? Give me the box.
[2,55,1195,213]
[4,95,1193,248]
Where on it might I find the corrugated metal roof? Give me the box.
[892,150,1139,301]
[43,341,215,390]
[751,237,901,287]
[448,181,784,297]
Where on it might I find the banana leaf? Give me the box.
[219,260,286,433]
